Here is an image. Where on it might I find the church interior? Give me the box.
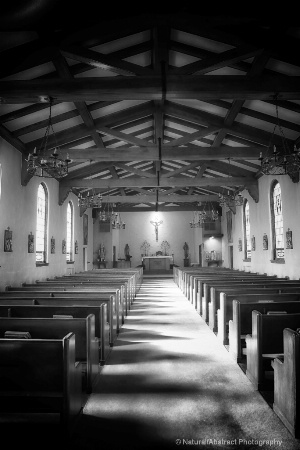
[1,2,300,449]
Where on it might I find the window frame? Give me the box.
[270,180,285,262]
[36,182,48,266]
[243,199,251,261]
[66,201,74,263]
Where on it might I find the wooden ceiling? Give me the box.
[1,2,300,213]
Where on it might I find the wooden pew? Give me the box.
[207,282,300,329]
[0,332,83,435]
[245,311,300,390]
[192,274,280,314]
[53,273,136,306]
[208,280,300,331]
[33,278,130,315]
[0,315,100,393]
[189,271,279,301]
[218,292,300,347]
[5,285,124,329]
[36,272,136,310]
[0,293,118,346]
[0,304,110,364]
[229,298,300,362]
[272,328,300,438]
[72,267,143,295]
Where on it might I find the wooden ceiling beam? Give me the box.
[115,205,216,212]
[1,75,300,103]
[61,176,256,189]
[44,146,266,161]
[89,194,220,203]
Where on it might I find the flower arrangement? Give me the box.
[140,240,150,256]
[161,240,170,255]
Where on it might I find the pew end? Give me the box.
[273,328,300,438]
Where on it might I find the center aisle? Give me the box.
[71,277,300,450]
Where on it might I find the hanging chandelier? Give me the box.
[99,202,112,222]
[258,98,300,178]
[78,191,103,208]
[218,158,244,208]
[111,211,126,229]
[26,98,71,178]
[218,189,244,208]
[190,202,219,228]
[98,202,126,229]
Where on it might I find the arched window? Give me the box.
[66,201,74,261]
[270,181,284,260]
[36,183,48,263]
[243,199,251,259]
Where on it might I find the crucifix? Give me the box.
[150,218,163,242]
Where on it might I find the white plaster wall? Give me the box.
[221,174,300,279]
[94,210,199,268]
[0,138,94,290]
[3,134,300,282]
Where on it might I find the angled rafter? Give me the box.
[164,126,221,147]
[60,44,153,76]
[162,161,201,178]
[115,163,157,178]
[108,166,126,196]
[95,124,152,147]
[174,44,262,75]
[53,51,105,149]
[188,163,210,195]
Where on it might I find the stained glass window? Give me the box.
[66,201,74,261]
[271,181,284,259]
[36,183,48,263]
[244,200,251,259]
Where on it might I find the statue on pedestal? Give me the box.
[124,243,132,262]
[97,243,106,268]
[183,242,190,267]
[183,242,189,259]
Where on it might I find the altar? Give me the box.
[142,256,173,271]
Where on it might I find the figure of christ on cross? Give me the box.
[150,218,163,242]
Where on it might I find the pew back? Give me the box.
[0,332,82,433]
[0,315,99,393]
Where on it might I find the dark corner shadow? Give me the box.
[68,414,176,450]
[113,340,147,347]
[116,330,194,341]
[131,303,175,307]
[0,419,70,450]
[91,373,204,395]
[105,350,213,365]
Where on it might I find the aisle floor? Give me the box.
[71,277,300,450]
